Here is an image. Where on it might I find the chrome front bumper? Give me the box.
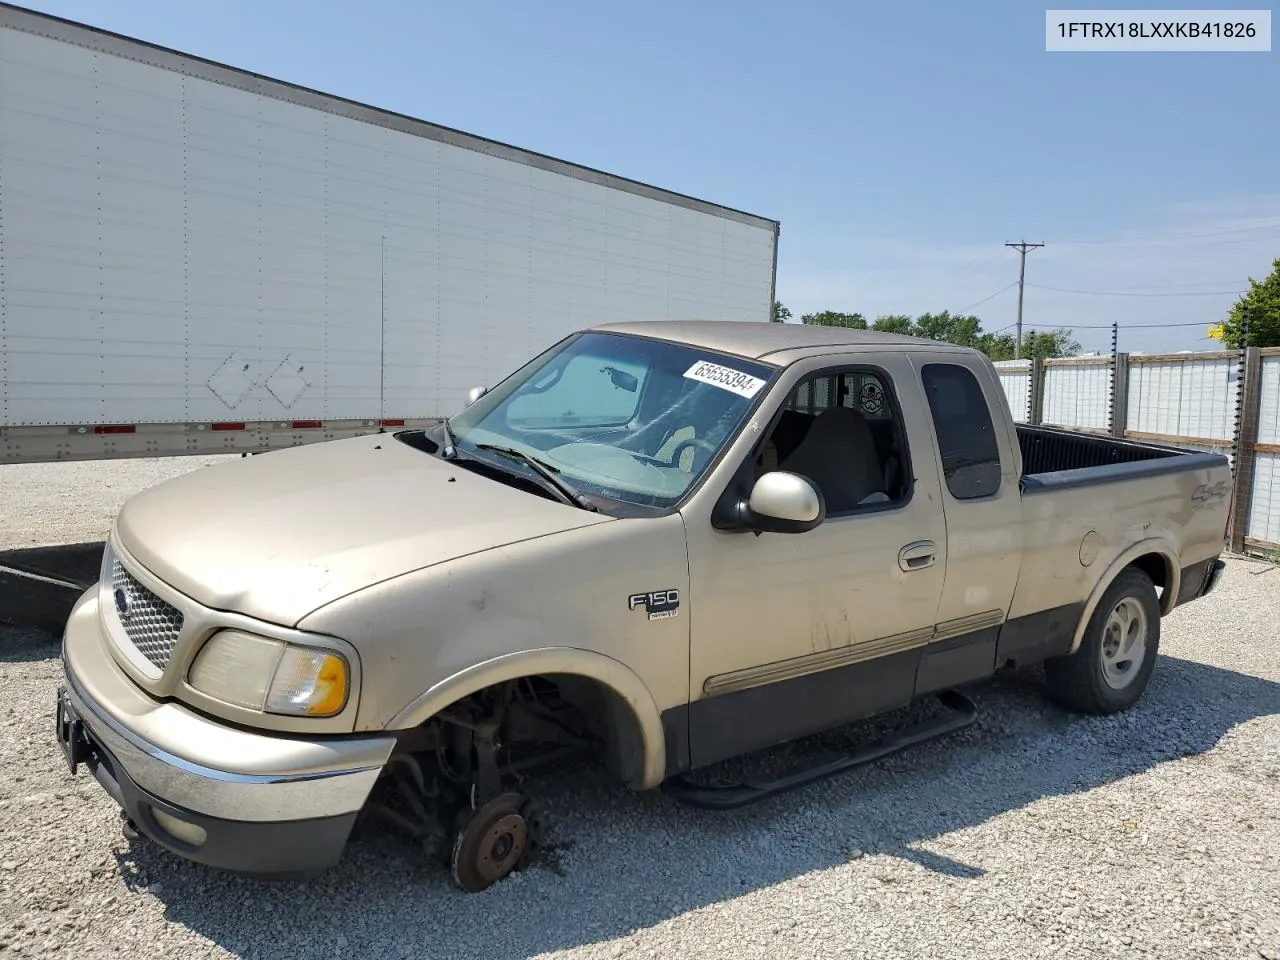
[58,590,397,876]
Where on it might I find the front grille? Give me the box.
[110,560,184,671]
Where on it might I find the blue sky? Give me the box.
[19,0,1279,353]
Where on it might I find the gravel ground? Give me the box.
[1,458,1279,960]
[0,455,237,550]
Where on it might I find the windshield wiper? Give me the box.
[473,444,599,512]
[440,420,460,459]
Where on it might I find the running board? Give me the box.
[661,689,978,810]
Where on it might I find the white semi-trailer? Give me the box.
[0,3,780,465]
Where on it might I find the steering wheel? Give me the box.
[626,451,671,466]
[668,437,719,471]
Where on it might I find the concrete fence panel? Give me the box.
[1127,353,1239,443]
[1042,358,1112,432]
[993,360,1032,423]
[1246,351,1280,549]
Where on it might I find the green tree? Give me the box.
[913,311,984,348]
[772,301,792,323]
[978,329,1081,361]
[1024,329,1082,359]
[788,306,1081,360]
[1220,257,1280,348]
[977,332,1016,361]
[800,310,867,328]
[871,314,915,335]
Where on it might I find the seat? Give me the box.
[776,406,885,512]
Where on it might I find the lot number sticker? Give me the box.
[683,361,765,398]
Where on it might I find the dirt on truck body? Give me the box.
[54,322,1232,890]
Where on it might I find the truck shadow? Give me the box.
[0,541,101,638]
[117,651,1280,960]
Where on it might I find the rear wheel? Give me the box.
[1044,567,1160,714]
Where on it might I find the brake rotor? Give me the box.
[450,795,528,892]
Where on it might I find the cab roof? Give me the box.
[589,320,977,365]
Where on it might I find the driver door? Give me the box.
[682,356,949,768]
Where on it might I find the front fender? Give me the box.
[295,513,691,791]
[386,646,668,790]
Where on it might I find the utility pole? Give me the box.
[1005,241,1045,359]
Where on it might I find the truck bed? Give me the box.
[1007,421,1231,630]
[1016,424,1213,483]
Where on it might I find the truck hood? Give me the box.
[114,433,613,625]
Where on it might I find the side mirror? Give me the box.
[466,385,488,406]
[743,471,825,534]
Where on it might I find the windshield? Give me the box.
[444,331,777,509]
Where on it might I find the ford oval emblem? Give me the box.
[113,586,132,620]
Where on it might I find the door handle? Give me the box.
[898,541,937,572]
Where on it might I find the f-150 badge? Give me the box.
[628,589,680,621]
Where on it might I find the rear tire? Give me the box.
[1044,567,1160,715]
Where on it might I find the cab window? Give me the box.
[920,362,1003,500]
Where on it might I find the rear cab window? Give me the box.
[919,362,1003,500]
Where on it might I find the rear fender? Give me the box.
[1067,537,1180,656]
[384,647,667,790]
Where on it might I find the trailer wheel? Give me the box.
[1044,567,1161,715]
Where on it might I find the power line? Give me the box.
[1146,279,1252,289]
[1057,278,1251,290]
[917,249,1013,305]
[1053,221,1280,246]
[956,281,1019,314]
[873,248,1009,310]
[1005,241,1045,359]
[1026,282,1246,297]
[1020,320,1219,330]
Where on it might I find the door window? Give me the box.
[761,369,911,514]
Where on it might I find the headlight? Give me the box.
[188,629,350,717]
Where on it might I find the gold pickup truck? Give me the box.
[54,322,1231,891]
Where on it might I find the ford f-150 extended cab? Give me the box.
[54,322,1232,891]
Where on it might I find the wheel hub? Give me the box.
[1100,596,1148,690]
[476,813,526,881]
